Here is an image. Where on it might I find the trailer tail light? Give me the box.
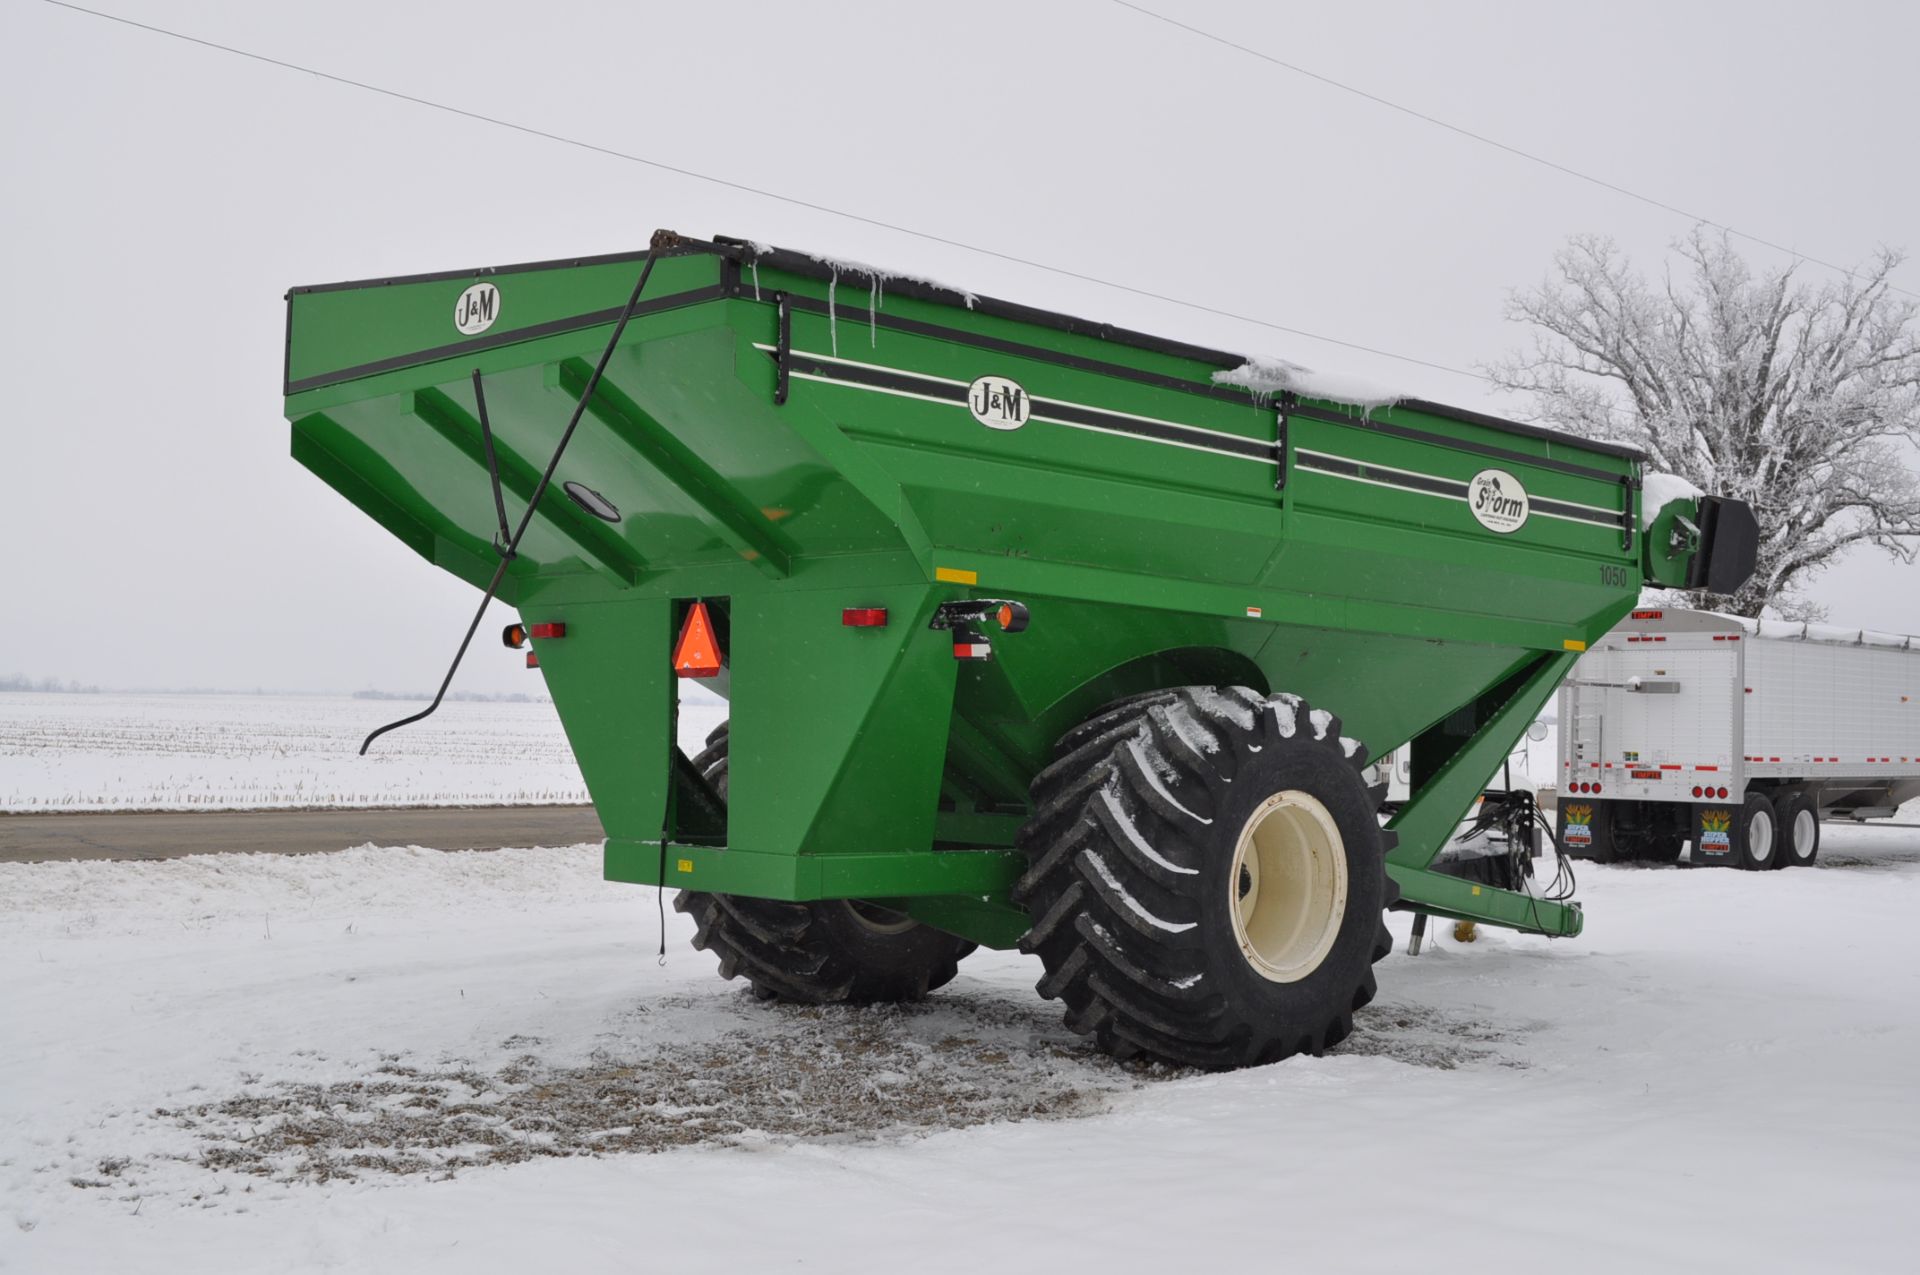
[531,622,566,640]
[502,623,527,649]
[1692,786,1703,798]
[1632,609,1663,620]
[842,607,889,628]
[1717,786,1729,798]
[1592,783,1602,794]
[673,602,723,678]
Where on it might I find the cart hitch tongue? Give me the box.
[930,599,1029,661]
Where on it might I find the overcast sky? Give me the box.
[4,0,1917,695]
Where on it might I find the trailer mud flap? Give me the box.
[1692,802,1740,866]
[1556,798,1612,862]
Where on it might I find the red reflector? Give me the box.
[842,607,889,628]
[1631,609,1663,620]
[531,622,567,640]
[673,601,723,678]
[525,651,540,669]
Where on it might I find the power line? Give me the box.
[1106,0,1917,302]
[41,0,1487,388]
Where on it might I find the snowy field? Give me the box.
[5,830,1919,1272]
[0,691,726,811]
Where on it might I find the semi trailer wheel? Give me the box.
[1737,791,1780,871]
[1776,793,1820,868]
[1014,687,1394,1069]
[673,723,975,1003]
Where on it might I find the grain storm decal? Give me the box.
[454,282,501,336]
[968,375,1030,431]
[1468,469,1530,534]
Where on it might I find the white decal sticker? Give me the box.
[1468,468,1530,534]
[967,375,1030,431]
[454,282,501,336]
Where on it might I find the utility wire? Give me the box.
[42,0,1487,387]
[1107,0,1917,302]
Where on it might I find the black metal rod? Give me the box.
[360,231,675,755]
[358,553,515,754]
[473,368,513,554]
[774,292,791,406]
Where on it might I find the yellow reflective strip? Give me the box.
[1563,639,1588,651]
[935,567,978,585]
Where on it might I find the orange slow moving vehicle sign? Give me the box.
[673,601,723,678]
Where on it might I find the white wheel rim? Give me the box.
[843,900,916,935]
[1228,791,1349,983]
[1748,809,1774,863]
[1794,808,1816,858]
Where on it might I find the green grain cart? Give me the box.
[282,231,1756,1068]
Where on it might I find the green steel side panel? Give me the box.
[285,253,720,390]
[726,583,956,858]
[528,597,676,841]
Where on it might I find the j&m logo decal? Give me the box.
[454,282,501,336]
[968,375,1030,430]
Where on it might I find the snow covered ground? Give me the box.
[5,829,1918,1272]
[0,691,725,812]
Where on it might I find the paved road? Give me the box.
[0,806,605,863]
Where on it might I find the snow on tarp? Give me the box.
[1211,356,1403,413]
[1735,616,1920,649]
[1640,472,1704,530]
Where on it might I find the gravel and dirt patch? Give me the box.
[146,991,1521,1186]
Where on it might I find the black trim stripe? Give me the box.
[716,237,1645,463]
[284,284,727,395]
[1296,451,1626,528]
[1299,452,1466,500]
[285,242,715,297]
[773,291,1259,408]
[782,351,1276,463]
[1533,495,1623,525]
[760,286,1640,487]
[1288,402,1629,485]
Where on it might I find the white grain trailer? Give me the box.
[1556,608,1920,869]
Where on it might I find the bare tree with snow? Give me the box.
[1489,229,1920,619]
